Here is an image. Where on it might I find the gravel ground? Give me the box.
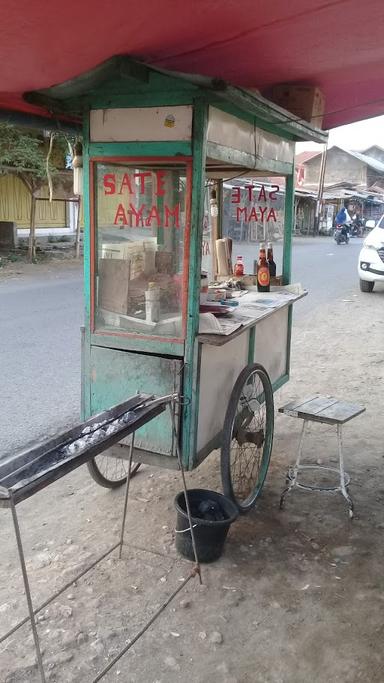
[0,280,383,683]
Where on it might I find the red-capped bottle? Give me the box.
[234,255,244,276]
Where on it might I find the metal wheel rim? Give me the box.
[93,454,135,483]
[229,369,270,508]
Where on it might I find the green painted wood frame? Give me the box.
[181,101,209,469]
[283,171,294,286]
[81,112,91,419]
[282,168,295,381]
[88,141,192,157]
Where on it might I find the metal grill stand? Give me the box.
[0,394,201,682]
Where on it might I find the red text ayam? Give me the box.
[103,172,180,228]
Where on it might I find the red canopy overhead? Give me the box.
[1,0,384,129]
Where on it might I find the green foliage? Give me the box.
[0,123,47,179]
[0,253,22,266]
[0,122,81,261]
[8,253,21,262]
[0,123,77,190]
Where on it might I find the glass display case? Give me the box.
[92,159,191,340]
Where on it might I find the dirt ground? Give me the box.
[0,253,82,281]
[0,282,383,683]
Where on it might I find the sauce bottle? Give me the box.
[257,244,270,292]
[267,242,276,277]
[234,255,244,277]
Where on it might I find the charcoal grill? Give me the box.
[0,393,166,507]
[0,392,196,683]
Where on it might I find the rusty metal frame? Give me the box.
[0,394,201,682]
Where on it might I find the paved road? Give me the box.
[233,235,365,317]
[0,268,83,457]
[0,237,366,457]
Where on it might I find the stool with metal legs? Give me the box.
[278,395,365,518]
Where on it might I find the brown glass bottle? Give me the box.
[267,242,276,277]
[257,244,270,292]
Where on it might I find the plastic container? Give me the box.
[174,489,238,563]
[143,240,157,275]
[145,282,160,322]
[200,272,209,303]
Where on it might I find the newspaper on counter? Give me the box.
[240,285,304,309]
[198,285,306,336]
[198,313,243,336]
[231,306,269,320]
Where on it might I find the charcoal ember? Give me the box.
[191,499,226,522]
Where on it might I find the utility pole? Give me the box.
[314,142,328,235]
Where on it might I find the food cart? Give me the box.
[28,57,327,512]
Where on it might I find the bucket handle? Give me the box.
[175,524,198,534]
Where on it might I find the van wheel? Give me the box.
[360,279,374,292]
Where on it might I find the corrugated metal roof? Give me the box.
[304,145,384,174]
[345,149,384,174]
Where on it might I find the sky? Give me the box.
[296,114,384,154]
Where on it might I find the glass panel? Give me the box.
[94,161,189,338]
[222,178,285,275]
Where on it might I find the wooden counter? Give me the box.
[197,289,307,346]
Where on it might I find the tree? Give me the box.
[0,123,70,261]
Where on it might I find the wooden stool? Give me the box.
[279,395,365,518]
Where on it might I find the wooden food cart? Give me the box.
[28,57,327,512]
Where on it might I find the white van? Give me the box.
[358,218,384,292]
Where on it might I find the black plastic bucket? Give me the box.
[174,488,238,563]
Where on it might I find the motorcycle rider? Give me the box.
[335,202,352,239]
[352,210,363,236]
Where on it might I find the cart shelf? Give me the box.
[197,289,307,346]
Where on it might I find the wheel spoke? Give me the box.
[222,365,274,511]
[94,455,129,482]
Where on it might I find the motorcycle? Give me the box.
[350,219,363,237]
[334,223,349,244]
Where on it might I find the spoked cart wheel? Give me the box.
[221,363,274,513]
[87,453,141,489]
